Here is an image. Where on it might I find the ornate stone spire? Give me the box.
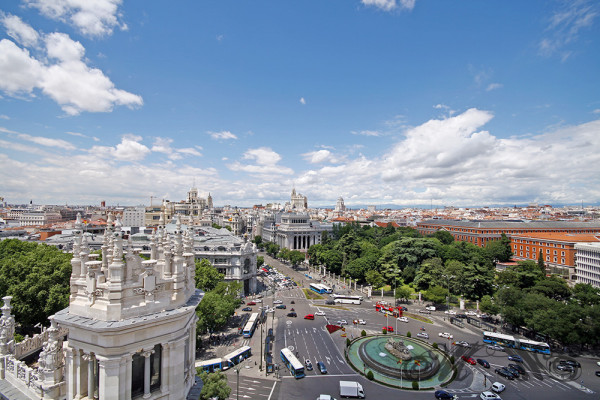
[0,296,15,356]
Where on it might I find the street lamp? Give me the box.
[235,366,240,400]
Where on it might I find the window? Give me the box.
[131,344,161,398]
[243,259,251,274]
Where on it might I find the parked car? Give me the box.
[477,359,490,368]
[559,359,581,368]
[383,326,394,332]
[487,344,505,351]
[508,363,525,374]
[456,314,468,319]
[397,316,409,323]
[291,300,295,304]
[417,332,429,339]
[419,309,431,314]
[325,299,335,305]
[304,314,315,320]
[276,304,286,309]
[439,332,454,339]
[337,320,348,325]
[242,307,252,311]
[400,306,408,311]
[494,368,514,380]
[508,355,523,363]
[506,365,520,377]
[246,301,256,306]
[317,361,327,374]
[491,382,506,393]
[465,311,478,316]
[273,299,283,304]
[305,359,313,371]
[456,341,471,347]
[287,312,297,317]
[358,319,366,325]
[444,310,457,315]
[425,305,436,311]
[461,356,476,365]
[557,364,574,372]
[501,367,518,379]
[480,391,501,400]
[315,311,325,316]
[255,299,262,303]
[595,371,600,377]
[434,390,457,399]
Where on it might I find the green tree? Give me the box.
[0,239,71,330]
[433,230,454,245]
[378,237,439,284]
[484,233,513,263]
[196,281,242,334]
[265,242,280,258]
[198,371,231,400]
[195,259,224,291]
[257,256,264,268]
[395,286,412,303]
[320,249,344,274]
[424,285,448,304]
[479,295,500,316]
[288,250,305,266]
[365,270,385,289]
[253,235,263,247]
[537,250,546,275]
[414,258,444,291]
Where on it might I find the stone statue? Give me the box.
[385,337,412,361]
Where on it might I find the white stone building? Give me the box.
[575,242,600,288]
[262,212,333,252]
[121,207,146,227]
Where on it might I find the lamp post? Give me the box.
[235,366,240,400]
[442,274,455,312]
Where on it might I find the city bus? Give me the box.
[224,346,252,366]
[483,332,550,355]
[331,294,363,305]
[242,313,259,338]
[195,357,231,373]
[280,348,305,378]
[310,283,332,294]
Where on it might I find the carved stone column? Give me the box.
[141,348,155,399]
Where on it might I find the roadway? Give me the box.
[255,255,599,400]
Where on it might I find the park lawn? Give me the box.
[303,289,324,300]
[404,312,433,324]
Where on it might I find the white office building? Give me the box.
[575,242,600,288]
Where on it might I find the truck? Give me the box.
[339,381,365,398]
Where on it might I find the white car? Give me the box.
[425,306,436,311]
[480,391,501,400]
[273,300,283,304]
[255,299,262,303]
[337,320,348,325]
[315,311,326,316]
[444,310,457,315]
[439,332,454,339]
[397,316,409,323]
[358,319,366,325]
[491,382,505,393]
[465,311,478,316]
[417,332,429,339]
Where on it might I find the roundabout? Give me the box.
[346,334,455,389]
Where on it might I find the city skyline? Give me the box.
[0,1,599,207]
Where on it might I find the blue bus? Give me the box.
[195,357,231,373]
[225,346,252,366]
[242,313,259,338]
[280,348,304,378]
[309,283,332,294]
[483,331,550,355]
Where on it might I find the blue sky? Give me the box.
[1,0,599,207]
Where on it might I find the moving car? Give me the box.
[426,305,436,311]
[465,311,478,316]
[339,381,365,399]
[273,299,283,304]
[480,391,501,400]
[595,371,600,377]
[487,344,505,351]
[325,299,335,305]
[317,361,327,374]
[305,359,313,371]
[317,395,337,400]
[508,363,525,374]
[383,326,394,332]
[494,368,514,380]
[461,356,477,365]
[491,382,505,393]
[434,390,457,399]
[456,341,471,347]
[559,359,581,368]
[477,359,490,368]
[242,307,252,311]
[397,316,409,323]
[508,355,523,363]
[419,309,431,314]
[505,365,520,377]
[417,332,429,339]
[287,312,297,317]
[304,314,315,320]
[557,364,574,372]
[276,304,286,309]
[358,319,366,325]
[439,332,454,339]
[246,301,256,306]
[444,310,457,315]
[337,320,348,325]
[315,311,326,316]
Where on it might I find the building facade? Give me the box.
[575,242,600,288]
[262,212,333,252]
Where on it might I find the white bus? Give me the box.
[309,283,333,294]
[242,313,259,338]
[280,348,305,378]
[331,294,363,305]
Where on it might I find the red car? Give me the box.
[246,301,256,306]
[383,326,394,332]
[461,355,476,365]
[304,314,315,320]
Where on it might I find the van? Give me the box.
[491,382,505,393]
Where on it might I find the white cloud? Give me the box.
[228,147,294,175]
[0,27,143,115]
[300,97,306,105]
[592,108,600,114]
[1,14,40,47]
[351,129,382,137]
[25,0,127,37]
[208,130,238,140]
[303,150,332,164]
[151,137,203,159]
[361,0,415,12]
[539,1,598,59]
[1,126,76,150]
[66,131,86,138]
[0,115,10,120]
[91,134,150,161]
[486,83,503,91]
